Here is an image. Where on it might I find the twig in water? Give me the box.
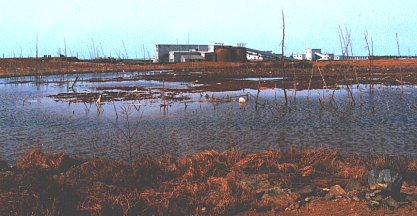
[112,101,118,120]
[69,76,79,90]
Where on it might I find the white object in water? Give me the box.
[239,97,246,103]
[96,95,102,105]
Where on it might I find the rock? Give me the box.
[325,185,347,200]
[374,194,384,201]
[368,200,381,210]
[367,169,403,195]
[304,196,315,202]
[258,187,298,211]
[405,194,417,202]
[365,190,382,200]
[239,175,273,192]
[347,190,361,202]
[286,201,300,211]
[345,178,366,192]
[383,196,400,209]
[352,196,360,202]
[297,185,317,197]
[370,190,382,197]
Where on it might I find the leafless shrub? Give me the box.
[114,105,142,167]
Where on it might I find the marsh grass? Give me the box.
[2,147,417,215]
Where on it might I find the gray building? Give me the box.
[154,44,209,63]
[181,55,205,62]
[169,51,203,63]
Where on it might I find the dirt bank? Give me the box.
[2,58,417,87]
[1,148,417,215]
[0,58,246,78]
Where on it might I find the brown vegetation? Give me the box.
[1,148,417,215]
[0,58,245,78]
[2,57,417,84]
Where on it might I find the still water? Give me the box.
[1,71,417,162]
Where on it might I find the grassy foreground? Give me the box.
[1,148,417,215]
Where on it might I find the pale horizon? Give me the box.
[1,0,416,58]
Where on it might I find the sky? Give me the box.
[1,0,416,58]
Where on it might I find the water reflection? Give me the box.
[1,71,416,163]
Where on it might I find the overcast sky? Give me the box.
[1,0,416,58]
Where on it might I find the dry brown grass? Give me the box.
[1,148,417,215]
[16,149,82,172]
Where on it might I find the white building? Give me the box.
[334,55,369,61]
[305,49,322,61]
[293,53,305,60]
[315,52,334,61]
[293,48,368,61]
[246,48,281,61]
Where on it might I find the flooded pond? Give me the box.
[1,71,417,163]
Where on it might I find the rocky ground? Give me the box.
[1,148,417,215]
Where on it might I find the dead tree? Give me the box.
[396,33,404,92]
[338,26,355,105]
[396,33,400,56]
[281,9,288,105]
[122,40,129,59]
[364,30,374,93]
[35,35,40,74]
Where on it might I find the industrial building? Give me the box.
[154,43,280,63]
[246,48,281,61]
[305,49,322,61]
[292,48,367,61]
[333,55,369,60]
[293,49,333,61]
[155,44,210,63]
[214,44,247,62]
[168,51,204,63]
